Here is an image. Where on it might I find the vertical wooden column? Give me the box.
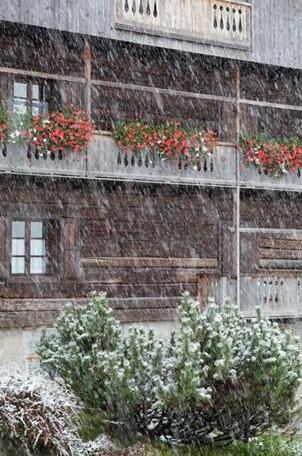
[84,38,92,117]
[234,65,241,307]
[84,38,92,177]
[61,219,78,279]
[198,275,209,312]
[0,217,8,279]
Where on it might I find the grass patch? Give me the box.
[147,436,302,456]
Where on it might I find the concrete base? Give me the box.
[0,320,301,371]
[0,320,179,370]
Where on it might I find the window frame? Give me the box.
[12,78,49,115]
[10,219,47,276]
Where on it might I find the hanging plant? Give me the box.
[28,106,94,155]
[0,104,93,155]
[113,120,218,166]
[240,133,302,178]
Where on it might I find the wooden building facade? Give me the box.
[1,1,302,367]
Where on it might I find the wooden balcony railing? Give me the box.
[2,134,302,191]
[0,144,87,177]
[116,0,252,49]
[88,134,237,186]
[207,275,302,319]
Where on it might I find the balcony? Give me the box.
[116,0,252,49]
[88,134,237,186]
[2,133,302,191]
[0,144,87,177]
[207,275,302,319]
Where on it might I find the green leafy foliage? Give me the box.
[113,120,218,165]
[39,292,302,447]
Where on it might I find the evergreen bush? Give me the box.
[38,292,301,446]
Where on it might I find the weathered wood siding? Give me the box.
[0,175,232,327]
[1,1,302,71]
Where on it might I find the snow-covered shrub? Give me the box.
[157,295,302,444]
[0,368,79,455]
[39,292,121,410]
[0,367,119,456]
[39,292,302,446]
[39,293,165,437]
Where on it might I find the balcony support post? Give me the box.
[84,38,92,118]
[235,65,241,308]
[84,38,92,178]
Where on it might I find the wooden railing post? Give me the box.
[235,64,241,308]
[84,38,92,118]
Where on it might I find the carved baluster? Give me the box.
[213,4,218,28]
[132,0,136,14]
[58,149,63,160]
[153,0,158,17]
[145,153,149,167]
[220,5,224,30]
[34,147,40,160]
[203,158,208,172]
[2,143,7,157]
[131,154,135,166]
[274,279,279,304]
[263,279,267,304]
[138,155,142,167]
[117,150,122,165]
[210,156,214,172]
[125,0,129,12]
[232,8,237,32]
[124,153,129,166]
[139,0,143,14]
[146,0,151,15]
[226,6,230,31]
[239,9,243,33]
[269,279,273,304]
[27,144,32,160]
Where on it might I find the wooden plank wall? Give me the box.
[0,176,233,326]
[3,24,302,140]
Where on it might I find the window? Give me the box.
[11,221,46,275]
[13,81,48,115]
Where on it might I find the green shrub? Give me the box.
[39,292,301,447]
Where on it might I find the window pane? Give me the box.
[12,239,25,256]
[12,257,25,274]
[13,101,27,115]
[31,222,43,238]
[30,257,45,274]
[12,221,25,238]
[13,82,27,98]
[30,239,45,256]
[32,84,39,100]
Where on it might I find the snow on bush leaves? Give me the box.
[0,368,79,455]
[38,292,302,446]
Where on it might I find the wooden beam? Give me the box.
[0,66,85,84]
[91,79,236,104]
[81,257,218,269]
[240,98,302,112]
